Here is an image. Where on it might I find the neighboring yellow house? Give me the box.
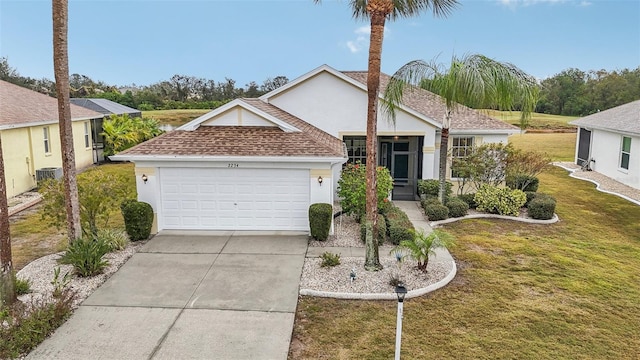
[0,80,103,198]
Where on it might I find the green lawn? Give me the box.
[10,163,135,270]
[142,109,210,127]
[482,110,578,131]
[509,132,577,162]
[290,166,640,359]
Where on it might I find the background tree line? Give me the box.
[2,57,638,116]
[0,57,288,111]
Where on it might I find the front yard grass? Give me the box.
[509,132,577,162]
[10,163,135,270]
[290,166,640,359]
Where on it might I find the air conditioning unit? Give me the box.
[36,167,63,183]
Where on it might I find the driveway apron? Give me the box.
[27,233,308,360]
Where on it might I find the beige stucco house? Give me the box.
[0,80,103,197]
[112,64,519,233]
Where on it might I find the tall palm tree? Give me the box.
[0,135,15,306]
[384,54,539,203]
[53,0,82,241]
[316,0,458,271]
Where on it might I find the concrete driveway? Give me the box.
[27,232,308,360]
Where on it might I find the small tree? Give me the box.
[40,169,133,237]
[395,229,454,272]
[506,149,551,190]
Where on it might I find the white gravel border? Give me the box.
[554,162,640,206]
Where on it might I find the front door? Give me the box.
[380,137,420,200]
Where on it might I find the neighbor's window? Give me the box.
[344,136,367,164]
[451,136,475,178]
[620,136,631,170]
[84,122,90,148]
[43,127,51,154]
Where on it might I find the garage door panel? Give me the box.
[160,168,310,230]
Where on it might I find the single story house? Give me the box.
[0,80,103,198]
[112,64,519,233]
[570,100,639,190]
[70,98,142,163]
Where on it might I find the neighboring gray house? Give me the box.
[70,98,142,163]
[570,100,640,190]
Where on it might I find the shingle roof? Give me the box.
[70,98,141,116]
[342,71,519,132]
[570,100,640,136]
[116,99,346,159]
[0,80,102,128]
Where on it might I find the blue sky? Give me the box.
[1,0,638,87]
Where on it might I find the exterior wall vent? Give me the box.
[36,167,63,183]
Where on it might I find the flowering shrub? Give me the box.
[474,184,526,216]
[337,162,393,219]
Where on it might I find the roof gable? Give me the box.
[570,100,640,136]
[178,99,300,133]
[0,80,102,129]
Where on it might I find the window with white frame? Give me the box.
[344,136,367,164]
[620,136,631,170]
[451,136,474,177]
[84,122,90,148]
[43,127,51,154]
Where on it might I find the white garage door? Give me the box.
[159,168,310,230]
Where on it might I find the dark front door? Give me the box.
[380,137,420,200]
[577,128,592,167]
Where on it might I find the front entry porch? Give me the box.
[379,136,423,200]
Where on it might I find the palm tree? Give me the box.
[315,0,458,271]
[0,135,15,305]
[53,0,82,241]
[384,54,539,203]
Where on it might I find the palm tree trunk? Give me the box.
[438,121,450,204]
[53,0,82,241]
[0,135,15,306]
[364,0,392,272]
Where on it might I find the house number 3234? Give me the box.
[228,163,239,168]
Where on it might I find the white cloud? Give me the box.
[344,26,390,54]
[579,1,592,6]
[498,0,569,8]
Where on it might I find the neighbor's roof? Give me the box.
[570,100,640,136]
[0,80,102,129]
[342,71,520,132]
[114,98,346,159]
[70,98,141,116]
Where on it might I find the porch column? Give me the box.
[423,145,436,179]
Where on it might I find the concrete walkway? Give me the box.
[27,233,307,360]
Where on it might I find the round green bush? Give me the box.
[424,203,449,221]
[120,200,154,241]
[457,193,477,209]
[360,213,387,245]
[309,203,333,241]
[418,179,452,198]
[524,191,538,207]
[507,175,539,192]
[446,197,469,218]
[528,195,556,220]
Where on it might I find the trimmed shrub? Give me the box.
[506,175,539,192]
[524,191,538,208]
[385,206,415,245]
[528,195,557,220]
[457,193,477,209]
[474,185,527,217]
[121,200,154,241]
[420,195,440,209]
[424,203,449,221]
[59,237,110,277]
[446,197,469,218]
[417,179,452,198]
[360,213,387,245]
[319,252,341,267]
[309,203,333,241]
